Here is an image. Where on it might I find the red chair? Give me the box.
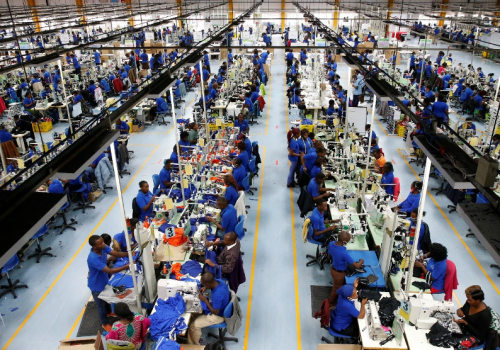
[393,177,401,201]
[379,147,385,156]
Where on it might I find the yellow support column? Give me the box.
[333,0,339,29]
[387,0,394,20]
[125,0,134,27]
[75,0,86,25]
[438,0,449,26]
[27,0,40,32]
[281,0,286,32]
[229,0,233,21]
[177,0,182,30]
[493,0,500,26]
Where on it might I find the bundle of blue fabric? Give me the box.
[149,293,187,341]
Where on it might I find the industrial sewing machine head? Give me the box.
[407,296,454,329]
[157,279,202,313]
[367,300,388,340]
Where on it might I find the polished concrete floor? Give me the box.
[1,33,500,350]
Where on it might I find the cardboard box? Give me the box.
[139,69,149,78]
[88,188,103,203]
[180,346,205,350]
[132,124,144,133]
[58,332,104,350]
[358,41,374,49]
[317,345,362,350]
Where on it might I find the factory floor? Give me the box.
[1,34,499,350]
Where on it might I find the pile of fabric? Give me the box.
[378,297,401,327]
[149,293,187,341]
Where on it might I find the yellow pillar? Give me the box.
[333,0,339,29]
[281,0,286,32]
[124,0,134,27]
[75,0,86,25]
[27,0,41,32]
[438,0,449,26]
[177,0,182,30]
[387,0,394,20]
[493,0,500,26]
[229,0,233,21]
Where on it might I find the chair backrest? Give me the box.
[32,224,49,239]
[253,100,260,116]
[249,156,257,174]
[393,177,401,201]
[1,254,20,274]
[242,172,250,191]
[235,215,245,240]
[160,102,169,112]
[152,174,160,194]
[223,301,234,319]
[132,197,141,219]
[379,147,384,156]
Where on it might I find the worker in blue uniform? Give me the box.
[205,196,237,238]
[159,159,175,192]
[136,181,156,221]
[393,181,422,215]
[115,119,130,135]
[414,243,448,294]
[330,282,367,336]
[309,199,339,243]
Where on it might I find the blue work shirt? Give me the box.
[140,52,148,63]
[237,151,249,172]
[326,106,335,116]
[225,185,239,206]
[94,51,101,64]
[23,97,34,109]
[20,82,28,90]
[210,279,230,316]
[286,52,294,60]
[179,139,191,152]
[0,129,13,143]
[113,230,136,252]
[43,71,51,83]
[328,242,355,271]
[170,152,178,164]
[460,87,473,102]
[425,65,433,77]
[244,97,252,109]
[427,258,447,292]
[87,246,112,292]
[159,167,171,190]
[381,171,395,195]
[116,121,130,134]
[221,204,237,233]
[432,101,448,122]
[244,138,252,158]
[136,190,154,221]
[250,91,259,103]
[332,296,360,331]
[73,56,80,69]
[298,137,313,154]
[424,90,434,99]
[310,207,326,240]
[232,165,246,187]
[234,119,249,133]
[48,179,65,194]
[458,123,476,131]
[399,192,421,213]
[26,54,32,61]
[73,94,83,105]
[474,94,483,110]
[409,218,425,250]
[303,150,317,172]
[307,178,320,198]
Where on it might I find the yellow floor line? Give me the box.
[396,149,500,297]
[367,106,398,138]
[65,305,87,338]
[2,145,160,350]
[243,147,266,350]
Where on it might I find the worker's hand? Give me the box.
[329,225,337,231]
[198,292,208,303]
[149,195,157,203]
[199,287,206,294]
[354,277,360,288]
[361,298,368,305]
[205,216,214,223]
[454,317,467,325]
[205,241,214,248]
[205,259,215,267]
[303,166,307,172]
[457,309,465,318]
[299,152,304,156]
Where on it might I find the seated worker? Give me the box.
[239,133,252,158]
[301,145,326,174]
[155,95,169,116]
[369,138,379,154]
[309,199,339,243]
[393,180,422,215]
[328,232,364,305]
[87,235,130,332]
[115,119,130,135]
[136,181,156,221]
[454,285,492,344]
[112,218,138,252]
[178,131,191,152]
[490,134,500,153]
[365,124,376,142]
[409,208,428,251]
[422,85,434,100]
[310,157,330,179]
[234,141,250,172]
[205,197,237,238]
[13,115,35,140]
[187,272,230,345]
[458,120,476,134]
[232,158,246,191]
[105,302,151,350]
[380,162,395,195]
[414,243,448,294]
[222,174,239,206]
[307,172,335,201]
[71,90,83,106]
[234,113,249,134]
[40,85,52,99]
[331,282,368,337]
[188,122,199,145]
[23,92,36,113]
[159,159,175,192]
[432,94,449,126]
[169,144,179,164]
[204,232,241,276]
[373,149,386,173]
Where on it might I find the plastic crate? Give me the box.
[397,124,406,137]
[32,120,53,133]
[300,124,314,132]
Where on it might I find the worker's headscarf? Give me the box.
[337,285,354,299]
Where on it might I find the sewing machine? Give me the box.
[366,300,388,340]
[408,297,454,329]
[157,279,202,313]
[192,224,209,251]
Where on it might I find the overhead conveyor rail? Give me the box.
[0,1,261,268]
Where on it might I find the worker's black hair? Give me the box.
[316,172,326,180]
[114,302,134,321]
[412,181,423,191]
[88,235,101,247]
[412,208,418,215]
[316,147,326,154]
[233,158,242,166]
[165,159,173,166]
[365,124,371,130]
[437,94,445,102]
[469,289,485,301]
[383,162,393,172]
[139,180,147,188]
[315,198,326,206]
[429,243,448,261]
[180,131,189,139]
[100,233,112,246]
[492,134,500,140]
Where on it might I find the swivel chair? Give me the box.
[27,224,55,263]
[206,301,238,348]
[0,255,28,299]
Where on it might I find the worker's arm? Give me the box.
[102,264,129,275]
[313,224,337,237]
[206,216,224,231]
[109,250,129,258]
[358,298,368,319]
[162,179,175,188]
[198,292,220,315]
[141,195,157,212]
